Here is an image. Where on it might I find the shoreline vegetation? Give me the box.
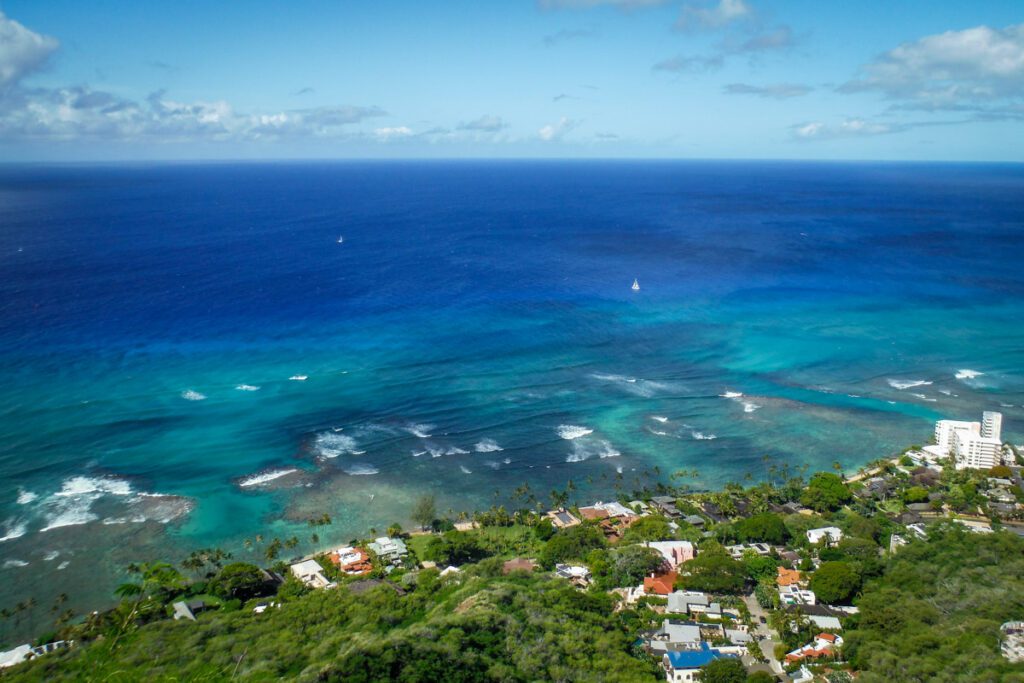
[3,445,1024,682]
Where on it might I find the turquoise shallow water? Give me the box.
[0,161,1022,642]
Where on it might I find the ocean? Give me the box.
[1,160,1022,641]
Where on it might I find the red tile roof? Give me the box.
[643,571,677,596]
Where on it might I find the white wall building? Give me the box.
[953,430,1002,471]
[934,420,980,454]
[982,411,1003,441]
[806,526,843,546]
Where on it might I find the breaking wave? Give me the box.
[344,463,379,476]
[887,379,932,390]
[238,469,299,488]
[312,432,359,458]
[557,425,593,440]
[474,439,503,453]
[181,390,207,401]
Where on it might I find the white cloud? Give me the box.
[538,117,580,141]
[457,115,508,132]
[0,11,59,88]
[792,118,900,140]
[373,126,413,141]
[677,0,751,30]
[842,23,1024,115]
[724,82,812,99]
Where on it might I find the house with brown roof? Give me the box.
[784,633,843,664]
[643,571,678,596]
[776,566,804,588]
[328,546,372,575]
[502,558,538,574]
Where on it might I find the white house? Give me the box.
[290,559,332,588]
[806,526,843,546]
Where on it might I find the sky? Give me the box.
[0,0,1022,161]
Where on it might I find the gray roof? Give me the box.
[660,620,702,644]
[683,515,705,526]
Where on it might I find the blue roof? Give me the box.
[665,643,736,669]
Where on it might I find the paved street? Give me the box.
[743,593,785,675]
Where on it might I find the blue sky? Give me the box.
[1,0,1022,160]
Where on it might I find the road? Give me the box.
[742,593,785,676]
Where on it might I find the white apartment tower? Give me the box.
[934,412,1005,471]
[982,411,1003,441]
[934,420,980,454]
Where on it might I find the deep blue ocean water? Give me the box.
[1,160,1023,640]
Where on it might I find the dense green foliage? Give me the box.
[7,572,659,682]
[620,515,673,544]
[845,524,1024,683]
[422,531,487,566]
[801,472,852,512]
[699,657,746,682]
[538,524,606,568]
[208,563,270,602]
[734,513,789,544]
[676,546,746,594]
[808,561,861,604]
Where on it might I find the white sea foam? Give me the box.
[955,369,983,380]
[411,450,427,457]
[235,384,261,392]
[344,464,379,476]
[590,373,672,398]
[557,425,593,440]
[691,431,717,440]
[43,550,60,561]
[650,416,669,423]
[429,447,445,458]
[720,391,743,399]
[485,461,501,470]
[566,438,620,463]
[1001,403,1015,408]
[55,476,132,498]
[238,469,298,488]
[459,465,472,474]
[887,379,932,390]
[289,375,308,381]
[742,402,761,413]
[911,393,938,402]
[647,428,670,437]
[0,518,27,543]
[405,423,435,438]
[939,389,953,396]
[312,432,359,458]
[16,489,37,505]
[446,447,469,455]
[474,439,503,453]
[3,560,28,568]
[181,390,207,401]
[503,458,511,465]
[57,561,69,570]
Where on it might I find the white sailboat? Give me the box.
[631,278,640,291]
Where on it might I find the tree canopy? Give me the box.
[800,472,852,512]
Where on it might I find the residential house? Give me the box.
[795,604,847,631]
[644,571,678,596]
[290,558,333,589]
[329,546,372,575]
[806,526,843,546]
[643,541,696,570]
[666,591,709,616]
[1001,621,1024,663]
[789,665,814,683]
[776,566,804,588]
[367,536,408,566]
[785,633,843,664]
[662,643,737,683]
[682,514,705,529]
[171,600,207,621]
[0,645,32,669]
[780,584,817,606]
[555,563,591,588]
[545,508,581,529]
[651,496,682,518]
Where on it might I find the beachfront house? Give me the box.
[545,508,581,529]
[367,536,408,566]
[329,546,373,575]
[290,558,333,589]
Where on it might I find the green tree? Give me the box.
[208,563,268,601]
[539,524,605,568]
[734,512,789,544]
[742,551,779,581]
[700,657,746,682]
[801,472,852,512]
[678,547,746,594]
[902,486,929,504]
[809,561,861,604]
[746,672,775,683]
[423,531,486,566]
[534,517,556,541]
[609,545,665,586]
[620,515,673,543]
[411,494,437,530]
